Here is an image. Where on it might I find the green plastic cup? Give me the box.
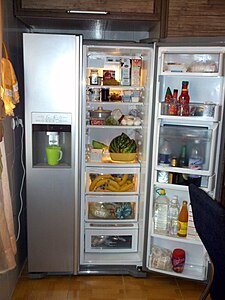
[46,146,63,166]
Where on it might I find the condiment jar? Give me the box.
[90,69,99,85]
[172,248,185,273]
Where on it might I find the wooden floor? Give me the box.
[12,267,211,300]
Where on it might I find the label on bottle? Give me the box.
[154,204,168,234]
[177,221,188,236]
[172,256,185,273]
[189,158,203,178]
[159,153,171,166]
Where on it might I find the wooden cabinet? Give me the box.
[14,0,167,34]
[166,0,225,37]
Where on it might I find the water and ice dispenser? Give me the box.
[31,112,72,167]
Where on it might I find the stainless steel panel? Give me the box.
[23,33,82,273]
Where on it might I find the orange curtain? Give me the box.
[0,0,17,273]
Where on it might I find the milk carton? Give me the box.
[131,59,142,86]
[121,58,131,86]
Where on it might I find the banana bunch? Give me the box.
[89,174,134,192]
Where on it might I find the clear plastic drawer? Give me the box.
[86,195,138,222]
[86,167,140,194]
[85,227,138,253]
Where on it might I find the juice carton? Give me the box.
[131,59,142,86]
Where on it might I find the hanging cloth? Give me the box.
[1,42,20,116]
[0,139,17,273]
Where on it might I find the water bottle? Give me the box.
[167,195,180,236]
[188,139,203,187]
[153,189,169,235]
[158,140,172,166]
[158,140,172,183]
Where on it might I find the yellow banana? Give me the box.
[93,178,109,191]
[106,179,120,190]
[118,174,129,186]
[107,184,120,192]
[119,182,134,192]
[114,177,122,183]
[89,174,113,191]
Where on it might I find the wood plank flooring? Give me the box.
[12,268,211,300]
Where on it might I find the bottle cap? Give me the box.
[159,189,166,195]
[172,195,178,203]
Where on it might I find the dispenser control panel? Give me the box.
[32,112,72,125]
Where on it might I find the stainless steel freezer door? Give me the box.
[23,33,82,274]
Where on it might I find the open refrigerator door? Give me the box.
[146,46,225,280]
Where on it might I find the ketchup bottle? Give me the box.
[178,81,190,104]
[178,81,190,116]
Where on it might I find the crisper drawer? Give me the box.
[85,226,138,253]
[85,195,138,222]
[86,167,140,194]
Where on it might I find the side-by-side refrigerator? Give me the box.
[23,33,225,281]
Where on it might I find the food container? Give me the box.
[172,248,185,273]
[110,152,137,162]
[89,107,112,125]
[89,69,99,85]
[89,88,100,101]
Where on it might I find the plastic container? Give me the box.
[158,140,172,166]
[188,139,203,187]
[168,195,180,236]
[153,189,169,235]
[172,248,185,273]
[89,69,99,85]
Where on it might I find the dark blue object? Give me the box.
[189,183,225,300]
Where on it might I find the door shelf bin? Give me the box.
[85,228,138,253]
[86,167,140,194]
[86,195,138,222]
[148,256,206,281]
[156,124,217,174]
[159,102,220,121]
[161,51,222,75]
[148,236,207,280]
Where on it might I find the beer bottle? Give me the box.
[177,201,188,237]
[169,156,179,184]
[178,145,189,185]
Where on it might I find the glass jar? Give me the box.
[172,248,185,273]
[90,69,99,85]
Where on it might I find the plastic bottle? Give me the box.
[153,189,170,235]
[158,140,172,166]
[168,89,178,115]
[168,195,180,236]
[177,201,188,237]
[178,81,190,104]
[188,139,203,187]
[178,81,190,116]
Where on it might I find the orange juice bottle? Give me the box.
[177,201,188,237]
